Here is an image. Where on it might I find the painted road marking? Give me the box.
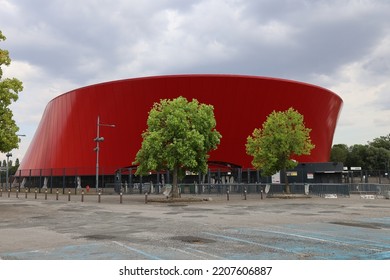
[184,247,224,259]
[203,232,306,258]
[247,228,384,253]
[273,222,390,247]
[112,241,161,260]
[172,248,210,259]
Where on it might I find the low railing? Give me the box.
[92,183,388,197]
[2,183,390,201]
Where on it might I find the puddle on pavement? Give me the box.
[171,236,215,244]
[82,234,116,240]
[330,221,382,229]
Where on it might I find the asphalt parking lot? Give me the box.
[0,192,389,260]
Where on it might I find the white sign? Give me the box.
[271,171,280,183]
[350,167,362,171]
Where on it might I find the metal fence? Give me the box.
[2,166,390,198]
[98,182,390,198]
[2,181,390,198]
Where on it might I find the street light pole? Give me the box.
[94,116,115,192]
[6,152,12,190]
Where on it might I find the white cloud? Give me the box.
[2,60,80,161]
[311,31,390,146]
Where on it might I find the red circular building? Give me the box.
[18,74,343,178]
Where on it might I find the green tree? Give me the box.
[368,134,390,171]
[134,96,222,198]
[330,144,349,163]
[345,144,367,169]
[348,145,390,171]
[0,30,23,153]
[9,158,20,175]
[367,147,390,171]
[369,134,390,150]
[246,107,315,193]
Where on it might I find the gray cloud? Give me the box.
[5,0,389,82]
[1,0,390,161]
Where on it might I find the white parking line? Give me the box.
[246,227,383,253]
[112,241,161,260]
[203,232,304,257]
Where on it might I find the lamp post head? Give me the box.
[94,137,105,142]
[99,123,115,128]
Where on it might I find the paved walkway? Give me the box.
[0,193,389,259]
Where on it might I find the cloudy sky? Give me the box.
[1,0,390,162]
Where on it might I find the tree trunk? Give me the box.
[172,166,179,198]
[283,168,291,194]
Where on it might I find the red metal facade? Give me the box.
[18,74,343,176]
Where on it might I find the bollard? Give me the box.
[45,190,48,200]
[68,189,71,201]
[16,189,19,199]
[8,188,11,198]
[81,190,84,202]
[56,189,59,201]
[227,190,230,201]
[244,188,247,200]
[145,192,148,204]
[98,191,101,203]
[25,188,28,199]
[260,188,263,200]
[35,189,38,199]
[120,192,123,204]
[0,188,2,197]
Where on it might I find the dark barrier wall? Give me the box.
[18,74,343,176]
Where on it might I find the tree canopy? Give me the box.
[133,96,222,197]
[369,134,390,150]
[246,107,315,193]
[330,144,349,163]
[0,30,23,153]
[331,140,390,172]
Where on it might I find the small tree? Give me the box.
[330,144,349,163]
[9,158,20,175]
[369,133,390,150]
[0,31,23,153]
[134,96,222,198]
[246,107,315,193]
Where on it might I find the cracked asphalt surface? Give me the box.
[0,193,389,260]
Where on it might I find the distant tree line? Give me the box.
[331,134,390,171]
[0,158,20,174]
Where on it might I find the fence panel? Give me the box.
[9,166,390,199]
[309,184,350,197]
